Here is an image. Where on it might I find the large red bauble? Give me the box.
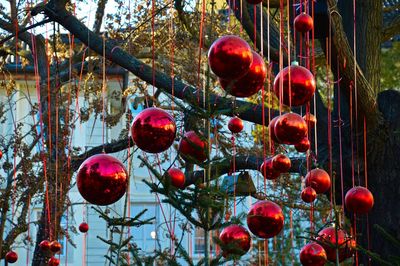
[208,35,253,80]
[301,186,317,203]
[48,257,60,266]
[299,243,327,266]
[39,240,51,251]
[247,200,284,239]
[219,52,266,97]
[228,117,244,133]
[260,158,280,180]
[305,168,331,194]
[274,113,307,144]
[345,186,374,214]
[295,138,310,152]
[303,113,317,128]
[79,222,89,233]
[5,251,18,263]
[273,65,316,106]
[167,167,186,189]
[178,131,208,164]
[268,116,281,143]
[77,154,128,206]
[294,13,314,33]
[272,154,291,173]
[219,224,251,257]
[50,241,62,253]
[131,107,176,153]
[317,227,352,262]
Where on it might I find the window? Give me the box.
[194,227,205,255]
[130,203,158,253]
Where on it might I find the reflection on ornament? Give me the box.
[219,224,251,257]
[305,168,331,194]
[274,113,308,144]
[247,200,284,239]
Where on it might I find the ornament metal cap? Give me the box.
[291,61,299,66]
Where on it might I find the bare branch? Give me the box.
[92,0,108,34]
[382,14,400,42]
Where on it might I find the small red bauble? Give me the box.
[247,200,284,239]
[131,107,176,153]
[79,222,89,233]
[77,154,128,206]
[220,52,266,97]
[345,186,374,214]
[305,168,331,194]
[268,116,281,143]
[50,240,62,253]
[299,243,327,266]
[0,150,2,159]
[178,131,208,164]
[274,113,307,145]
[273,64,316,106]
[317,227,351,262]
[39,240,51,251]
[5,251,18,263]
[208,35,253,80]
[48,257,60,266]
[301,186,317,203]
[294,13,314,33]
[219,224,251,257]
[295,138,311,152]
[260,158,280,180]
[303,113,317,128]
[166,167,186,189]
[228,117,244,133]
[272,154,291,173]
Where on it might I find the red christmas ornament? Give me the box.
[301,186,317,203]
[178,131,208,164]
[246,0,262,5]
[268,116,281,143]
[303,113,317,128]
[208,35,253,80]
[77,154,128,206]
[294,13,314,33]
[219,224,251,257]
[5,251,18,263]
[219,51,266,97]
[273,64,316,106]
[305,168,331,194]
[39,240,51,251]
[272,154,291,173]
[295,138,311,152]
[247,200,284,239]
[48,257,60,266]
[260,158,280,180]
[228,117,244,133]
[299,243,327,266]
[49,240,62,253]
[317,227,352,262]
[131,107,176,153]
[166,167,186,189]
[79,222,89,233]
[345,186,374,214]
[274,113,307,144]
[0,150,2,159]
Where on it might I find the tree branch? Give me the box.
[382,14,400,42]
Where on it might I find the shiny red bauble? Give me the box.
[77,154,128,206]
[178,131,208,164]
[5,251,18,263]
[208,35,253,80]
[79,222,89,233]
[39,240,51,251]
[228,117,244,133]
[317,227,352,262]
[294,13,314,33]
[166,167,186,189]
[301,186,317,203]
[303,113,317,128]
[48,257,60,266]
[345,186,374,214]
[247,200,284,239]
[273,64,316,106]
[274,113,307,145]
[260,158,280,180]
[49,240,62,253]
[272,154,291,173]
[299,243,327,266]
[220,52,266,97]
[268,116,281,143]
[0,150,2,159]
[295,138,311,152]
[131,107,176,153]
[219,224,251,257]
[305,168,331,194]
